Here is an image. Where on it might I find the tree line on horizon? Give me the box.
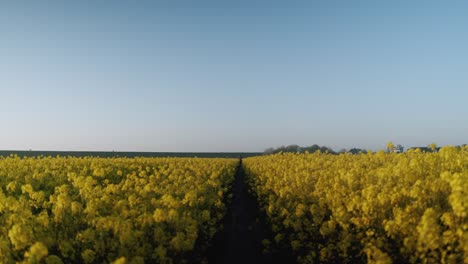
[264,143,467,155]
[264,144,337,154]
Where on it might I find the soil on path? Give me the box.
[207,159,295,264]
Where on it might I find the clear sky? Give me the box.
[1,1,467,152]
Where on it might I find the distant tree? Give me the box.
[264,147,275,154]
[386,142,395,153]
[264,144,335,154]
[284,145,300,153]
[348,148,367,154]
[302,144,320,153]
[408,146,435,152]
[320,146,333,153]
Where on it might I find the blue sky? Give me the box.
[1,1,467,152]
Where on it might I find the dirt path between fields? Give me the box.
[207,159,295,264]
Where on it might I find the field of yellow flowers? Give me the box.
[244,146,467,263]
[0,156,237,264]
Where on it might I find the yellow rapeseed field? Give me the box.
[0,156,237,264]
[244,146,467,263]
